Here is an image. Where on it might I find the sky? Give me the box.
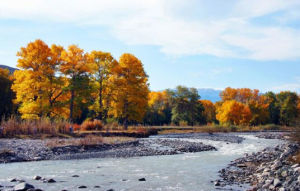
[0,0,300,93]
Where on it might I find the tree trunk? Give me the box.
[69,89,74,122]
[123,100,128,130]
[98,76,103,120]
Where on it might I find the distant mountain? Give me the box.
[197,88,222,103]
[0,65,17,74]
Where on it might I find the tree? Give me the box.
[264,91,280,124]
[216,100,252,125]
[169,86,204,126]
[110,53,149,129]
[12,40,66,119]
[200,100,216,124]
[60,45,92,122]
[0,68,14,118]
[144,91,172,125]
[276,91,299,126]
[88,51,118,121]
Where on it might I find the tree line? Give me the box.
[145,87,300,126]
[0,39,300,128]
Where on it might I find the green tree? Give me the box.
[0,68,14,118]
[277,91,299,126]
[169,86,204,126]
[264,91,280,124]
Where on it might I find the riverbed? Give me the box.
[0,134,285,191]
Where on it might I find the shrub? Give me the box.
[72,124,81,131]
[80,119,103,131]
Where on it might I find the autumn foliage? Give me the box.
[1,39,300,134]
[10,40,149,128]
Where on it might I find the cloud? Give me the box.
[0,0,300,60]
[271,76,300,93]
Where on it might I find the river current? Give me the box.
[0,135,285,191]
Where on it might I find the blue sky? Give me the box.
[0,0,300,93]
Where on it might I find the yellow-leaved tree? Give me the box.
[60,45,92,122]
[110,53,149,129]
[12,39,66,119]
[216,100,252,125]
[88,51,118,121]
[199,100,216,124]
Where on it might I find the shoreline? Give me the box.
[215,133,299,191]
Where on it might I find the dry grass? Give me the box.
[46,135,135,148]
[157,124,293,135]
[0,116,71,137]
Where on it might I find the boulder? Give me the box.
[13,183,35,191]
[138,178,146,181]
[78,185,87,189]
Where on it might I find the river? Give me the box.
[0,134,285,191]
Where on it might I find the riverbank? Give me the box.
[0,132,290,164]
[0,135,221,163]
[215,134,300,191]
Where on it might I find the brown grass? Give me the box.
[0,116,71,137]
[46,135,135,148]
[157,124,294,135]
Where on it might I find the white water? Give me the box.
[0,135,285,191]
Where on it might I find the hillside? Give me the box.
[198,88,221,103]
[0,65,17,74]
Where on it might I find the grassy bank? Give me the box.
[155,124,295,135]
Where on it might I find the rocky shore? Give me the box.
[0,136,218,163]
[215,142,300,191]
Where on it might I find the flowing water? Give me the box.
[0,135,285,191]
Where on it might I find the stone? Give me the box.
[279,187,285,191]
[237,163,247,168]
[294,167,300,173]
[33,176,42,180]
[13,183,35,191]
[138,178,146,181]
[10,178,17,182]
[94,186,100,188]
[281,170,287,177]
[72,175,79,177]
[291,164,299,168]
[214,181,220,186]
[106,189,114,191]
[46,179,56,183]
[273,178,282,187]
[78,186,87,189]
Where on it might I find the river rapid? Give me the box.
[0,134,285,191]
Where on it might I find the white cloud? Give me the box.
[0,0,300,60]
[271,76,300,93]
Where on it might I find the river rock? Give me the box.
[33,176,42,180]
[78,185,87,189]
[13,183,34,191]
[138,178,146,181]
[273,178,282,187]
[72,175,79,177]
[45,178,56,183]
